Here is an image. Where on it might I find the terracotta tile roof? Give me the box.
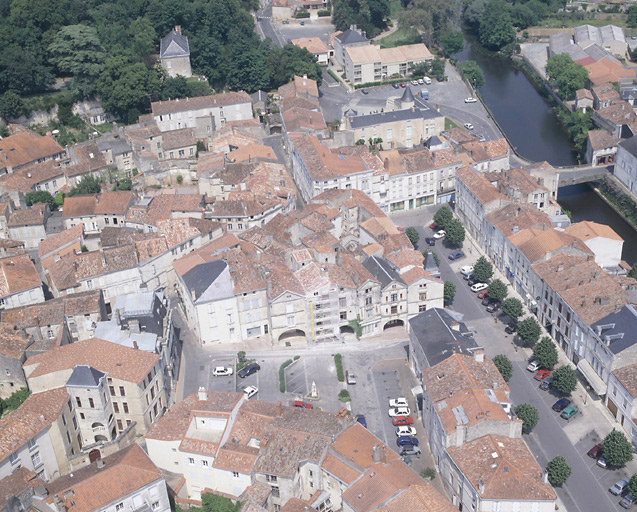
[172,234,241,276]
[595,101,637,125]
[498,167,549,196]
[24,338,159,383]
[585,57,635,85]
[386,250,423,271]
[278,76,319,100]
[576,88,594,100]
[593,82,621,102]
[279,498,315,512]
[0,254,41,297]
[462,139,509,162]
[342,460,423,512]
[142,193,204,225]
[227,143,277,163]
[0,468,45,505]
[587,129,620,150]
[39,224,83,260]
[345,43,432,65]
[63,191,133,218]
[381,148,461,176]
[68,141,108,173]
[0,322,32,359]
[292,37,329,54]
[280,97,319,113]
[43,444,164,512]
[511,227,593,263]
[423,354,509,403]
[8,203,48,227]
[332,423,400,471]
[156,218,219,248]
[162,127,196,150]
[0,387,69,461]
[213,444,260,474]
[564,220,623,242]
[360,217,400,239]
[321,452,362,484]
[0,132,64,169]
[151,92,252,116]
[210,197,279,218]
[0,160,64,192]
[485,204,552,238]
[456,167,509,206]
[402,266,441,285]
[613,363,637,398]
[311,189,385,218]
[282,107,327,133]
[447,435,556,501]
[377,484,456,512]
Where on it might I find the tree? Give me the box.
[68,175,102,196]
[226,45,269,93]
[433,206,453,230]
[0,387,30,414]
[472,256,493,283]
[502,297,523,320]
[25,190,55,210]
[514,403,538,432]
[479,0,516,52]
[431,57,446,78]
[487,279,508,301]
[0,91,25,120]
[547,456,572,486]
[533,337,559,370]
[550,365,578,394]
[460,61,485,89]
[628,473,637,498]
[405,227,420,245]
[517,317,541,347]
[628,5,637,28]
[193,492,242,512]
[602,429,634,467]
[332,0,355,31]
[630,264,637,280]
[267,45,322,89]
[445,218,465,246]
[511,3,537,30]
[48,25,106,98]
[545,54,588,99]
[444,281,456,303]
[493,354,513,382]
[160,76,191,100]
[464,0,488,28]
[0,45,54,96]
[438,31,463,56]
[115,178,132,191]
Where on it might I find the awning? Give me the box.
[577,360,607,396]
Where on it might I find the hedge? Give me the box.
[328,69,341,83]
[338,389,351,402]
[354,78,405,89]
[318,9,331,16]
[334,354,344,382]
[279,359,293,393]
[295,10,310,18]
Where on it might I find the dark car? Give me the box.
[424,237,436,246]
[392,83,400,89]
[448,250,465,260]
[505,323,517,334]
[539,376,552,391]
[486,301,500,313]
[552,398,572,412]
[467,276,478,286]
[437,76,445,82]
[587,444,602,459]
[355,414,367,427]
[361,88,369,94]
[621,494,636,509]
[482,296,497,306]
[238,362,261,378]
[396,436,419,447]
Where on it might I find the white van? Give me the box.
[460,265,474,276]
[423,76,431,85]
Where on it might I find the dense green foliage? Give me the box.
[332,0,390,37]
[0,91,26,120]
[555,108,593,157]
[628,473,637,498]
[502,297,523,320]
[460,61,485,89]
[443,281,456,303]
[438,31,464,56]
[433,206,453,229]
[514,403,539,432]
[550,365,578,394]
[546,54,589,99]
[25,190,55,210]
[0,388,30,415]
[628,5,637,28]
[479,0,516,51]
[445,218,465,246]
[338,389,351,402]
[493,354,513,382]
[533,337,559,370]
[68,175,102,196]
[279,359,293,393]
[487,279,508,301]
[547,456,571,486]
[192,493,242,512]
[334,354,344,382]
[516,317,541,347]
[405,227,420,245]
[602,429,634,467]
[398,0,460,46]
[472,256,493,283]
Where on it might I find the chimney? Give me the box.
[473,347,485,363]
[275,400,282,416]
[197,386,207,401]
[380,444,386,463]
[478,480,485,495]
[512,225,518,234]
[557,263,564,272]
[96,459,105,468]
[133,340,138,350]
[372,445,380,463]
[175,25,182,35]
[384,158,389,170]
[98,247,105,266]
[543,470,549,484]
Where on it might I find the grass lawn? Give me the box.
[389,0,403,19]
[445,118,459,130]
[379,27,421,48]
[539,13,628,29]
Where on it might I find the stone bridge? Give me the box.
[510,154,612,186]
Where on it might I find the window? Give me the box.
[189,457,195,465]
[266,475,278,483]
[232,471,239,478]
[31,452,42,468]
[116,504,124,511]
[119,386,125,396]
[152,503,160,511]
[390,293,397,302]
[109,386,115,396]
[270,487,280,497]
[117,420,123,430]
[123,402,129,414]
[89,398,94,408]
[76,397,82,408]
[127,419,132,427]
[113,402,120,413]
[80,413,85,420]
[9,452,18,464]
[27,439,36,450]
[274,506,281,512]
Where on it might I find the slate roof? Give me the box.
[363,256,404,288]
[65,365,105,388]
[160,30,190,58]
[335,29,369,45]
[181,259,228,301]
[348,107,440,129]
[618,135,637,158]
[591,304,637,355]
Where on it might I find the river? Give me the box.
[456,34,577,166]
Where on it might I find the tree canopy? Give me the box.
[444,281,456,303]
[502,297,523,320]
[493,354,513,382]
[517,317,541,347]
[479,0,516,51]
[550,365,578,394]
[472,256,493,283]
[602,429,634,467]
[460,61,485,89]
[68,175,102,196]
[405,227,420,245]
[514,403,538,433]
[547,456,572,486]
[533,337,559,370]
[546,54,589,99]
[25,191,55,210]
[445,218,465,246]
[433,206,453,229]
[487,279,508,301]
[332,0,390,37]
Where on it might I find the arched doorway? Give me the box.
[383,319,405,330]
[340,325,355,334]
[94,435,108,443]
[88,449,101,463]
[278,329,306,344]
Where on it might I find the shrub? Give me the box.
[493,354,513,382]
[279,359,293,393]
[334,354,344,382]
[318,9,331,16]
[338,389,351,402]
[0,387,30,414]
[420,468,436,480]
[294,355,300,361]
[514,403,539,433]
[547,456,572,486]
[295,10,310,18]
[25,190,55,210]
[602,429,634,467]
[405,227,420,245]
[176,174,184,184]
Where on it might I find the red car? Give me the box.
[293,401,313,409]
[534,369,551,381]
[429,223,437,229]
[477,290,488,299]
[392,415,414,426]
[399,82,406,88]
[587,444,602,458]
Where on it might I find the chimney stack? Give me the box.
[372,445,380,463]
[197,386,207,401]
[473,347,485,363]
[275,400,282,416]
[542,470,549,484]
[175,25,182,35]
[133,340,138,350]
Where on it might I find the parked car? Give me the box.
[560,405,578,419]
[464,123,474,130]
[505,323,517,334]
[460,265,474,277]
[395,426,417,437]
[400,82,406,88]
[392,415,414,426]
[587,444,602,459]
[437,76,445,82]
[448,250,465,260]
[433,230,446,239]
[355,414,367,427]
[389,406,411,417]
[611,478,631,496]
[476,289,488,299]
[389,397,408,408]
[417,78,424,85]
[429,222,437,229]
[478,134,486,142]
[597,456,608,468]
[238,362,261,378]
[293,400,313,409]
[471,283,488,293]
[283,19,290,23]
[464,97,477,103]
[423,76,431,84]
[212,366,233,377]
[486,301,501,313]
[361,88,369,94]
[400,446,422,456]
[534,369,551,381]
[300,20,305,25]
[620,494,636,509]
[392,83,400,89]
[346,371,357,385]
[243,385,258,398]
[527,360,540,372]
[539,376,552,391]
[411,80,419,85]
[552,398,572,412]
[396,436,419,447]
[424,237,436,246]
[482,296,497,306]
